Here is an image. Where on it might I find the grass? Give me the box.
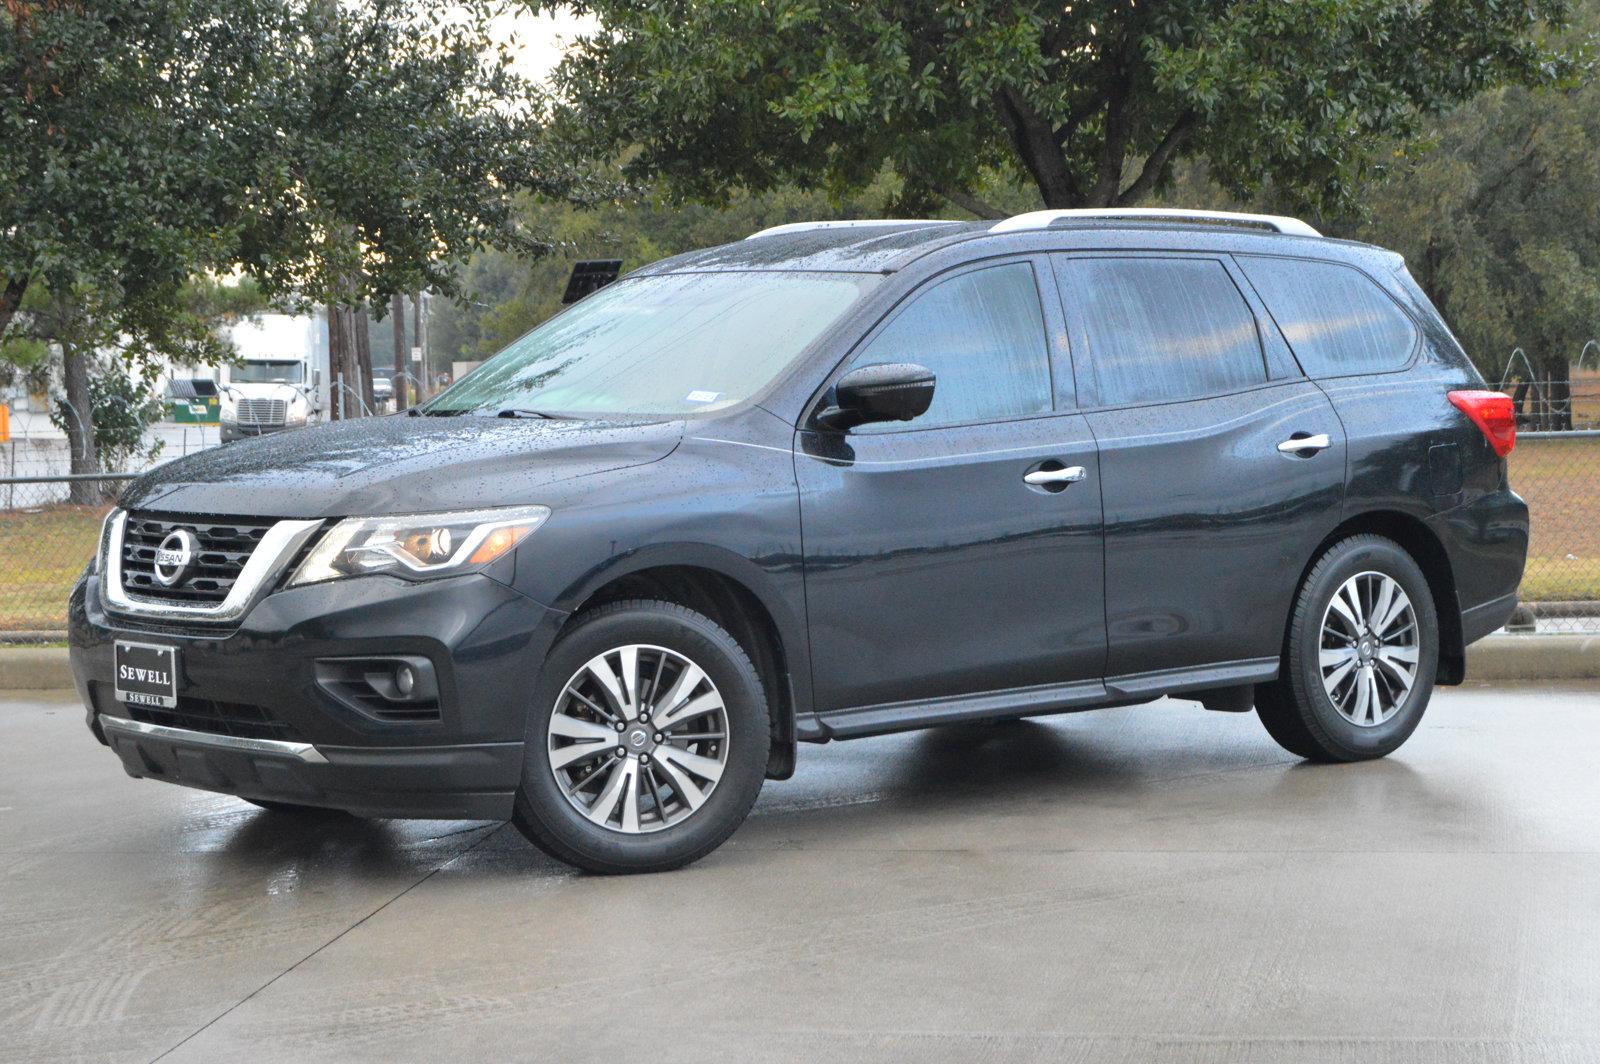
[1508,436,1600,601]
[0,439,1593,631]
[0,504,109,632]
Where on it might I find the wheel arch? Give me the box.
[556,547,807,778]
[1297,510,1465,685]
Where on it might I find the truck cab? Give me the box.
[219,313,328,442]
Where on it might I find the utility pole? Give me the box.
[391,293,408,410]
[412,291,425,396]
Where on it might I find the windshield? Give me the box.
[231,360,304,384]
[424,271,878,418]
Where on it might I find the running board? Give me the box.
[797,657,1279,741]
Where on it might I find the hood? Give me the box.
[122,414,684,519]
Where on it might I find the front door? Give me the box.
[797,258,1106,714]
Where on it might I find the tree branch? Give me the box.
[1090,72,1132,206]
[1115,110,1199,206]
[936,187,1005,220]
[995,87,1081,207]
[0,275,30,341]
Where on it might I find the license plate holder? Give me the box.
[114,641,179,709]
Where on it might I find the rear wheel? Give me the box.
[513,600,770,874]
[1256,534,1439,762]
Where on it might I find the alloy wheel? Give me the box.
[1318,571,1420,728]
[547,644,730,833]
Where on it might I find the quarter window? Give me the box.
[1237,256,1419,377]
[1056,257,1267,406]
[847,262,1052,430]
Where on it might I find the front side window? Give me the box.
[1237,256,1419,377]
[1057,257,1267,407]
[846,261,1053,431]
[426,270,878,418]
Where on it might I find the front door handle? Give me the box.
[1277,432,1331,455]
[1023,465,1087,487]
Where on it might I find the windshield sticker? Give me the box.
[684,390,722,404]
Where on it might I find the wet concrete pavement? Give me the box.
[3,682,1599,1063]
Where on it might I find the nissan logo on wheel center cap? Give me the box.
[152,529,200,587]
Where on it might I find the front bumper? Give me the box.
[220,421,302,442]
[70,571,567,818]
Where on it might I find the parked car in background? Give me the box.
[71,209,1526,873]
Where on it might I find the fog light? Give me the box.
[395,664,416,697]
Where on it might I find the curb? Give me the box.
[0,647,76,692]
[3,635,1597,694]
[1461,633,1600,681]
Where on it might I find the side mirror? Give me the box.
[819,362,936,431]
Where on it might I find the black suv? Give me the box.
[70,209,1528,873]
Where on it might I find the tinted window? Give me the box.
[1238,256,1418,377]
[848,262,1052,430]
[1057,257,1266,406]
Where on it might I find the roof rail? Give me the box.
[746,219,963,240]
[990,207,1321,238]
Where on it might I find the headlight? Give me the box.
[287,505,550,587]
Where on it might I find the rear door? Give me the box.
[797,257,1106,714]
[1051,252,1346,681]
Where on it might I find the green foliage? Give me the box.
[1345,23,1600,382]
[431,173,912,361]
[539,0,1573,214]
[49,363,166,472]
[228,0,574,312]
[2,0,559,378]
[0,0,266,348]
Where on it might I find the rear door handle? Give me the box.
[1023,465,1086,487]
[1277,432,1331,455]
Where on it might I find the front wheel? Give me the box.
[513,600,770,874]
[1256,534,1440,762]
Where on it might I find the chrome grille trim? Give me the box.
[101,510,324,624]
[99,714,328,763]
[235,398,288,426]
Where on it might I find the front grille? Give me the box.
[120,513,275,605]
[235,398,287,426]
[126,696,302,742]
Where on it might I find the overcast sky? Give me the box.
[492,7,597,84]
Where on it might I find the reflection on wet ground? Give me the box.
[4,683,1599,1063]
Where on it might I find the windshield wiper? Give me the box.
[494,408,566,420]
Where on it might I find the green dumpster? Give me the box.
[167,379,221,424]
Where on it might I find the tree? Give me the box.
[229,0,574,417]
[539,0,1572,217]
[5,0,571,439]
[5,277,249,499]
[427,172,911,365]
[1344,6,1599,427]
[1,0,269,342]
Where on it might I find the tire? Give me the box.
[1256,534,1440,763]
[512,599,770,874]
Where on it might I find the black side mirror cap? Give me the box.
[818,362,936,431]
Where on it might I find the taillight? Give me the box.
[1448,390,1516,457]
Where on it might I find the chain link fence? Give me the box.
[1,433,1596,638]
[1506,431,1600,633]
[1,474,131,637]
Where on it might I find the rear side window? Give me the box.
[1055,257,1267,407]
[1237,256,1419,377]
[848,261,1052,430]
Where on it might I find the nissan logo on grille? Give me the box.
[152,529,199,587]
